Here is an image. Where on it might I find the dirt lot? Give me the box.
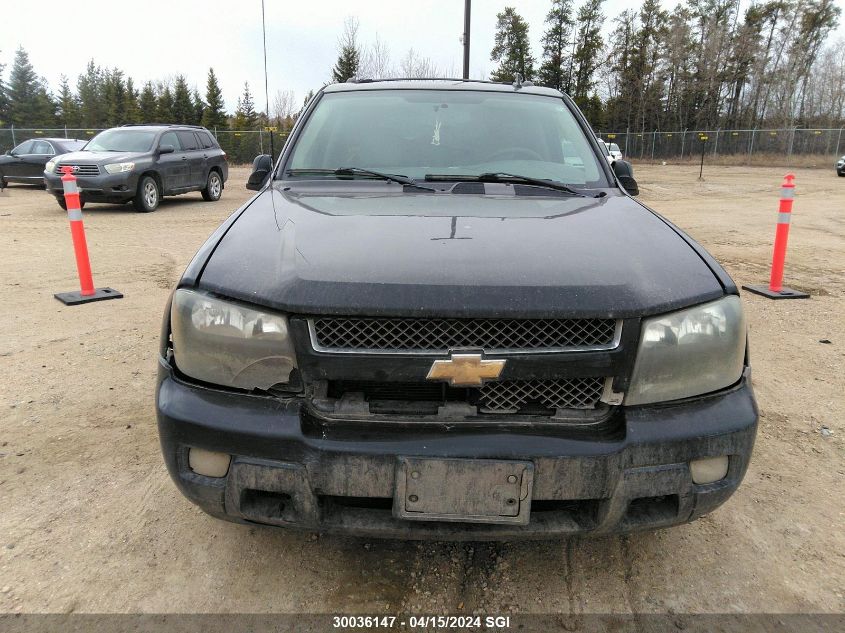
[0,165,843,616]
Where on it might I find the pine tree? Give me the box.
[102,68,127,126]
[57,75,80,127]
[490,8,535,82]
[190,89,204,125]
[571,0,606,102]
[172,75,194,124]
[77,60,104,127]
[138,81,158,123]
[234,82,258,128]
[8,47,44,126]
[538,0,575,92]
[157,85,174,122]
[124,77,140,124]
[0,54,9,127]
[33,80,57,127]
[201,68,227,130]
[231,83,260,162]
[331,17,361,83]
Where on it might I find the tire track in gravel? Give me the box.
[454,542,505,614]
[620,536,645,632]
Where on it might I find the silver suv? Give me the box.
[43,125,228,212]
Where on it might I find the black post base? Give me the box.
[742,284,810,300]
[54,287,123,306]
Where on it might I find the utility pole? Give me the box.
[462,0,471,79]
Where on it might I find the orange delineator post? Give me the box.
[742,173,809,300]
[61,167,96,296]
[768,173,795,293]
[53,167,122,306]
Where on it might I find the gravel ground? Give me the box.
[0,165,843,615]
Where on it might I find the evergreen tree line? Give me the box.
[489,0,843,131]
[3,0,843,137]
[328,2,843,132]
[0,47,261,133]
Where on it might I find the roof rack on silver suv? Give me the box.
[120,123,207,129]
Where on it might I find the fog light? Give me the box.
[188,448,231,478]
[690,456,729,484]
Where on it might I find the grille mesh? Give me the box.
[312,317,616,352]
[325,377,606,414]
[479,378,605,412]
[56,163,100,176]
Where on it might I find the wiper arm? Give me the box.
[425,172,596,197]
[287,167,436,191]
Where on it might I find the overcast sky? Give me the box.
[2,0,844,113]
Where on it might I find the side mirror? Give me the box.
[158,145,175,155]
[612,160,639,196]
[246,154,273,191]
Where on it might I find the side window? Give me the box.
[32,141,54,155]
[198,131,216,149]
[176,131,199,151]
[13,140,35,154]
[159,132,181,151]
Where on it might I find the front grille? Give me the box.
[311,317,617,353]
[325,377,605,415]
[478,378,604,412]
[56,163,100,176]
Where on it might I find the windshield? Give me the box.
[85,129,156,152]
[286,89,608,187]
[609,143,621,152]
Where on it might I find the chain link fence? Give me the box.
[0,127,292,165]
[596,127,845,165]
[2,126,843,166]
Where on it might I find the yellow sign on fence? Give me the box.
[264,126,278,132]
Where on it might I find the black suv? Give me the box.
[43,124,228,212]
[156,80,757,539]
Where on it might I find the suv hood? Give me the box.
[52,150,140,164]
[194,184,725,318]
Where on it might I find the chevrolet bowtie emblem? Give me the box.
[426,353,506,387]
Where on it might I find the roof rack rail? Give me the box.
[347,77,512,86]
[120,123,206,129]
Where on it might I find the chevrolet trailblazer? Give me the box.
[155,79,757,538]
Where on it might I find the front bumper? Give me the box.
[44,171,139,203]
[156,362,758,539]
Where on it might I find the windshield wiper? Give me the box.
[287,167,436,191]
[425,172,598,197]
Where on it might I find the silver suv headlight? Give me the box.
[170,289,297,390]
[104,162,135,174]
[625,296,746,405]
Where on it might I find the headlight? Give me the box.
[104,162,135,174]
[170,289,297,390]
[45,159,56,173]
[625,296,746,405]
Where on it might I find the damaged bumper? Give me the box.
[156,361,758,540]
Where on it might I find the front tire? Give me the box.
[133,175,160,212]
[838,170,844,177]
[201,170,223,201]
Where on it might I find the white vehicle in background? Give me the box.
[596,138,614,165]
[605,141,623,161]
